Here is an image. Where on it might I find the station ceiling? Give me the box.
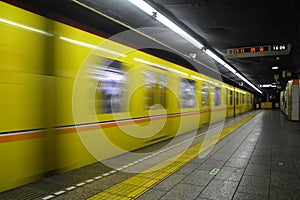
[8,0,300,93]
[149,0,300,92]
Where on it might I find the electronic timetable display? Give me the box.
[227,44,291,58]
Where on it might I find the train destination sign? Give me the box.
[227,44,291,58]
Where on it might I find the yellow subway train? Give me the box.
[0,1,254,192]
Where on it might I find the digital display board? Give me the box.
[233,46,268,54]
[227,44,291,58]
[271,44,287,51]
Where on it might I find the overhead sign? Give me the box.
[227,44,291,58]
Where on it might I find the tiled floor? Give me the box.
[137,110,300,200]
[2,110,300,200]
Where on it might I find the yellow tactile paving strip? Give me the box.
[89,111,261,200]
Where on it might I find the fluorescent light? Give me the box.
[259,84,276,88]
[205,49,225,66]
[127,0,156,16]
[92,0,262,94]
[223,63,237,74]
[235,73,245,81]
[156,14,204,49]
[128,0,204,49]
[0,18,53,36]
[205,49,237,74]
[235,72,262,93]
[59,36,126,57]
[73,0,262,94]
[272,66,279,70]
[206,48,262,94]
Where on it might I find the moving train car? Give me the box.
[0,1,254,192]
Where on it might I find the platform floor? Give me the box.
[136,110,300,200]
[1,110,300,200]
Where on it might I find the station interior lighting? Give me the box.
[259,84,277,88]
[204,48,262,93]
[128,0,204,50]
[71,0,262,94]
[127,0,263,94]
[205,49,236,74]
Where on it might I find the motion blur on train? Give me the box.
[0,2,254,192]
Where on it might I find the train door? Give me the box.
[227,89,234,117]
[200,81,210,126]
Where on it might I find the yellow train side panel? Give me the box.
[0,2,54,192]
[0,1,256,192]
[0,137,49,191]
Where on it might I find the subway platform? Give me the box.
[1,110,300,200]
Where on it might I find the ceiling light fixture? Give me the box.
[259,84,276,88]
[128,0,262,94]
[205,49,262,94]
[235,72,262,94]
[127,0,204,50]
[272,66,279,70]
[124,0,263,94]
[205,49,236,74]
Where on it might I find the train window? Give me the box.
[215,87,222,106]
[224,89,228,105]
[144,71,168,109]
[202,84,209,106]
[242,94,245,104]
[248,95,251,104]
[145,71,156,109]
[230,91,233,105]
[95,59,126,114]
[181,78,196,108]
[236,92,239,105]
[159,74,167,108]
